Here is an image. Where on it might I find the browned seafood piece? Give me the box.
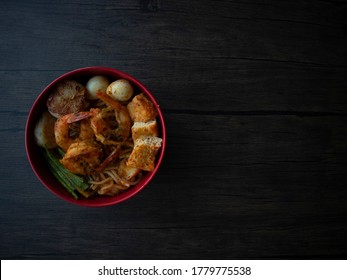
[90,92,132,145]
[54,111,94,152]
[47,79,89,118]
[60,140,103,175]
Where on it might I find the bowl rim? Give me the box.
[25,66,166,207]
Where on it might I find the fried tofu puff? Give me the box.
[127,136,162,171]
[127,93,158,122]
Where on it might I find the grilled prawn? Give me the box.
[90,92,131,145]
[54,111,94,151]
[60,140,103,175]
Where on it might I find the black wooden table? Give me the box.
[1,0,347,260]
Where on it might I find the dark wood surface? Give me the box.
[1,0,347,260]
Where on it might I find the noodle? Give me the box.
[88,157,143,196]
[89,177,113,185]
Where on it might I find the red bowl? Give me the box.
[25,66,166,207]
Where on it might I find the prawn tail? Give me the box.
[96,92,123,110]
[67,112,93,124]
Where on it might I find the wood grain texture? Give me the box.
[1,0,347,259]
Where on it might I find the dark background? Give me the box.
[1,0,347,259]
